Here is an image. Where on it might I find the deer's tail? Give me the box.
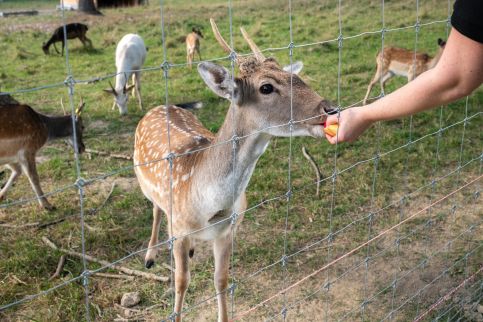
[175,101,203,110]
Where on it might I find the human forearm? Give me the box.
[325,29,483,144]
[361,67,463,123]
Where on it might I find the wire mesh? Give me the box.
[0,0,481,321]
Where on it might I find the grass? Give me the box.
[0,0,482,321]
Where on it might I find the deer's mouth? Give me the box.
[301,119,327,138]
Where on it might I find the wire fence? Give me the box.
[0,0,481,321]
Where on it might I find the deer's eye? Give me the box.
[259,84,273,95]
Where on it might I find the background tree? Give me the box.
[78,0,102,15]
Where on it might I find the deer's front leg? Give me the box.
[213,232,232,322]
[145,205,163,268]
[20,155,54,210]
[173,237,191,322]
[0,163,21,201]
[133,72,143,110]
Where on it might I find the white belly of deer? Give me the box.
[389,61,410,77]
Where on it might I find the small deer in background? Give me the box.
[134,18,335,322]
[363,38,446,105]
[104,34,146,115]
[42,23,92,56]
[0,98,85,210]
[186,27,203,68]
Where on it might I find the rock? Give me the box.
[120,291,141,308]
[477,304,483,314]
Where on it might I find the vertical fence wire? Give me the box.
[228,0,238,318]
[324,0,344,320]
[59,1,91,320]
[157,0,176,318]
[1,1,482,321]
[280,0,295,319]
[361,0,384,319]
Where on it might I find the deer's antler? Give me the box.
[210,18,236,60]
[240,27,265,61]
[75,96,85,117]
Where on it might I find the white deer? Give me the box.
[133,19,335,322]
[363,38,446,105]
[104,34,146,115]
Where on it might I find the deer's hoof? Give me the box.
[145,259,155,269]
[42,203,56,211]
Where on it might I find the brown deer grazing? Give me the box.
[42,23,92,56]
[186,27,203,68]
[363,38,446,105]
[133,18,334,322]
[0,98,85,210]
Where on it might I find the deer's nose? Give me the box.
[319,100,337,115]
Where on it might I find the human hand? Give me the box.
[324,106,373,144]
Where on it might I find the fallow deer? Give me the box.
[42,23,92,56]
[186,27,203,68]
[0,98,85,210]
[363,38,446,105]
[104,34,146,115]
[133,18,335,322]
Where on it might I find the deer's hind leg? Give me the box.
[0,163,21,201]
[145,204,163,268]
[363,63,386,105]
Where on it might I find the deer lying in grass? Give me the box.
[186,27,203,68]
[133,18,335,322]
[104,34,146,115]
[0,98,85,210]
[42,23,92,56]
[363,38,446,105]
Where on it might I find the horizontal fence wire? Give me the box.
[0,3,480,321]
[0,19,450,97]
[2,109,480,210]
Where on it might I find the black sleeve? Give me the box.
[451,0,483,44]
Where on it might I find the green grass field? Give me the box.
[0,0,481,321]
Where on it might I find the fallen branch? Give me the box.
[161,263,174,273]
[93,273,134,281]
[42,237,169,282]
[11,274,27,285]
[86,148,132,160]
[302,147,321,197]
[0,222,40,229]
[49,255,66,281]
[3,182,117,230]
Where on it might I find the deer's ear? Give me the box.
[283,61,303,75]
[198,62,236,100]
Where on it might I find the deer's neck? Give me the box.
[41,114,74,141]
[115,62,130,91]
[193,105,271,213]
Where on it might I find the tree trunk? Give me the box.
[78,0,102,15]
